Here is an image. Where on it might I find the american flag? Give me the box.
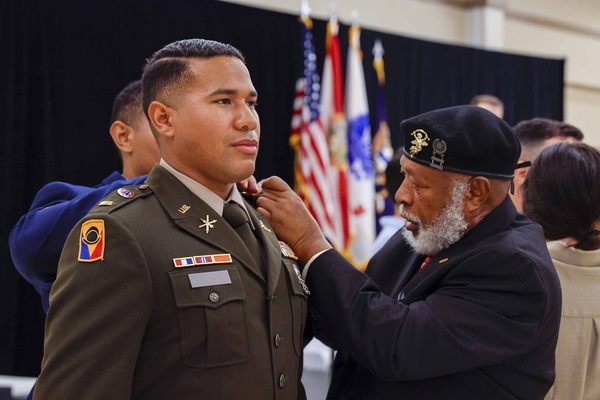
[290,17,336,241]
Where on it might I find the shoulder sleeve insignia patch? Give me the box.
[78,219,105,262]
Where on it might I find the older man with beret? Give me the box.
[257,105,562,399]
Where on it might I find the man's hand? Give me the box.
[256,176,331,262]
[237,175,259,196]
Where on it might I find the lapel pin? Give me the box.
[439,258,449,263]
[259,220,272,233]
[199,214,217,233]
[117,187,135,199]
[178,204,191,214]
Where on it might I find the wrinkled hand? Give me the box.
[256,176,332,262]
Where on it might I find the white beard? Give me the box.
[400,179,469,255]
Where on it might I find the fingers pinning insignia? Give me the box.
[78,219,105,262]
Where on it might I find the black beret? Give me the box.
[400,105,520,180]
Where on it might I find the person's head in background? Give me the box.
[469,94,504,119]
[385,148,405,215]
[523,142,600,251]
[109,80,160,179]
[511,117,584,211]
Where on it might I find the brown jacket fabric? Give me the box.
[34,165,308,400]
[544,240,600,400]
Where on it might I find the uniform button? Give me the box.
[209,292,220,303]
[279,374,288,388]
[139,184,148,190]
[274,334,283,347]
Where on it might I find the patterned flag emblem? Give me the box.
[78,219,105,262]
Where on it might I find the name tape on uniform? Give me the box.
[188,270,232,288]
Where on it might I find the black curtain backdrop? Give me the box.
[0,0,563,375]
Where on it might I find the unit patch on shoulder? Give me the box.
[279,241,298,260]
[78,219,105,262]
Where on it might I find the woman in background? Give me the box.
[523,141,600,400]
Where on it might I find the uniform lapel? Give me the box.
[146,165,265,283]
[248,207,282,297]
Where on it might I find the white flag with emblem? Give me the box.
[345,18,375,269]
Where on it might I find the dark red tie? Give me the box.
[420,255,432,270]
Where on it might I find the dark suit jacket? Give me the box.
[307,198,561,399]
[34,165,308,400]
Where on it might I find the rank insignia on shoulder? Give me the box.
[279,241,298,260]
[78,219,105,262]
[117,187,135,199]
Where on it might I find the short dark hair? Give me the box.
[384,148,404,198]
[469,94,504,108]
[513,118,584,161]
[523,142,600,250]
[110,80,143,126]
[141,39,245,119]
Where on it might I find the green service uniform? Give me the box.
[34,165,308,400]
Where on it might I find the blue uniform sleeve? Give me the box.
[8,174,146,312]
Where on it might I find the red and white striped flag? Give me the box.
[290,15,337,241]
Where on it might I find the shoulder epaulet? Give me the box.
[89,183,153,214]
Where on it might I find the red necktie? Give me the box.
[420,255,432,270]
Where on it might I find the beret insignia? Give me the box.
[409,129,430,157]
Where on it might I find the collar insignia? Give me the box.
[199,215,217,233]
[259,220,272,233]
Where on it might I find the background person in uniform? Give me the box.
[522,142,600,400]
[33,39,307,400]
[511,117,583,212]
[256,105,562,399]
[9,80,159,314]
[469,93,504,118]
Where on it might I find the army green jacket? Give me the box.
[35,165,308,400]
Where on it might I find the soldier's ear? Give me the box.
[465,176,490,213]
[109,120,134,154]
[148,101,175,139]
